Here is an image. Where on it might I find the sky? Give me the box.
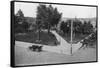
[15,2,97,18]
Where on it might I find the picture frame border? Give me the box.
[10,0,98,67]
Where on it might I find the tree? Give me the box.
[14,9,29,33]
[60,19,84,37]
[72,19,82,37]
[36,4,62,33]
[16,9,24,17]
[60,21,70,34]
[82,21,93,34]
[36,4,47,41]
[50,7,62,27]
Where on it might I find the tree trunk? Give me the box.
[38,29,40,41]
[37,24,41,42]
[48,23,50,34]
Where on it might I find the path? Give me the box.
[50,30,82,54]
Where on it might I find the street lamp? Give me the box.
[70,20,73,55]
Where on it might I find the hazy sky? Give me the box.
[15,2,96,18]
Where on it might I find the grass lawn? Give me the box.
[15,30,97,47]
[15,31,57,46]
[58,32,89,43]
[58,32,97,48]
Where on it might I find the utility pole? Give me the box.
[71,20,73,55]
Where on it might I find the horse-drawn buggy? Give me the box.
[79,33,96,49]
[29,44,43,52]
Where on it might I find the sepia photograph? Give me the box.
[11,1,97,67]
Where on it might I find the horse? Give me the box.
[79,39,88,50]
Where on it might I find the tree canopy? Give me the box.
[36,4,62,30]
[60,19,94,35]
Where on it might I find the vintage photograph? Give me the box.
[12,1,97,67]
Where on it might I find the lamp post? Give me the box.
[70,20,73,55]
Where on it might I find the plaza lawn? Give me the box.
[15,31,57,46]
[15,31,97,66]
